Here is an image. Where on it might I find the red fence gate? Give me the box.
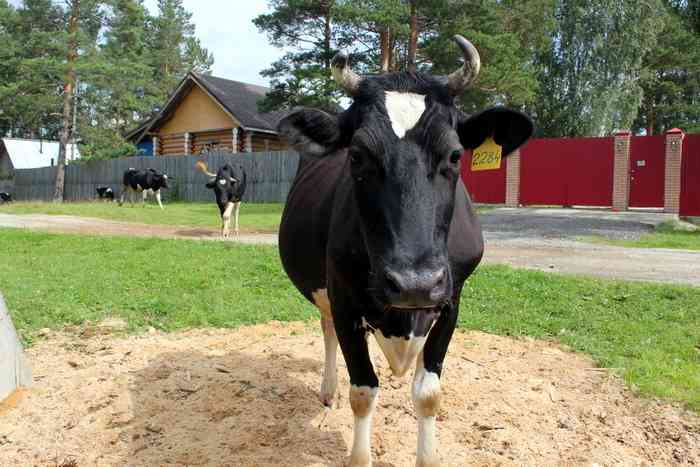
[629,135,666,208]
[460,149,507,204]
[680,134,700,216]
[519,136,614,207]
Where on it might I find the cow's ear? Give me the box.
[277,109,341,157]
[206,181,216,189]
[457,107,533,156]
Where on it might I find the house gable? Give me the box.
[158,84,237,135]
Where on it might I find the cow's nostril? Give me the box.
[385,273,402,296]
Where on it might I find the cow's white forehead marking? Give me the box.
[384,91,426,139]
[218,179,226,186]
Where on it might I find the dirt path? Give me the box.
[2,212,699,286]
[0,213,278,245]
[1,323,698,466]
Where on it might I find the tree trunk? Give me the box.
[322,1,332,71]
[54,0,80,203]
[379,26,390,73]
[323,2,332,99]
[407,0,418,72]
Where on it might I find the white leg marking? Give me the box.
[142,189,148,205]
[384,91,426,138]
[413,356,441,467]
[233,201,241,235]
[119,186,127,206]
[155,190,164,210]
[374,331,427,377]
[221,202,234,238]
[312,289,337,407]
[349,385,378,467]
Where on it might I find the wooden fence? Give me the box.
[10,151,300,203]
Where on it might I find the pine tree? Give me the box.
[149,0,213,100]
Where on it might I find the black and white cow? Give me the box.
[119,168,170,210]
[0,192,12,204]
[278,35,533,466]
[196,161,247,237]
[96,186,115,201]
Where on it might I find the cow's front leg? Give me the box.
[412,303,458,467]
[336,323,378,467]
[155,189,164,210]
[221,202,234,238]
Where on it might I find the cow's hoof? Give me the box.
[319,391,335,408]
[416,458,440,467]
[347,456,371,467]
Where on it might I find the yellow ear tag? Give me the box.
[471,137,502,171]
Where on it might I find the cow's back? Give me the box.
[279,151,347,302]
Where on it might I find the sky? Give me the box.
[141,0,280,86]
[8,0,282,87]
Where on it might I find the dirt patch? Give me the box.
[0,213,278,245]
[1,323,698,466]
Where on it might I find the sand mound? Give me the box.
[1,322,698,466]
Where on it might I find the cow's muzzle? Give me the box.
[382,266,449,309]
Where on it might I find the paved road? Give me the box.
[1,210,698,286]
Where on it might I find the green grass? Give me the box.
[1,228,698,411]
[0,201,284,232]
[584,221,700,250]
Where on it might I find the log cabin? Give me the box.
[127,72,288,156]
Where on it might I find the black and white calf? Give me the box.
[96,186,115,201]
[196,161,247,237]
[278,35,533,466]
[0,192,12,204]
[119,168,170,210]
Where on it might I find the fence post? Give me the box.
[664,128,684,215]
[505,148,520,207]
[232,128,239,153]
[612,130,631,211]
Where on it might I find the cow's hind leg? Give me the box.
[119,186,128,206]
[411,301,459,467]
[312,289,337,407]
[233,201,241,236]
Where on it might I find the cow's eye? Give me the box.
[449,149,463,164]
[349,151,362,167]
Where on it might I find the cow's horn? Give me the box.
[446,35,481,96]
[331,51,361,96]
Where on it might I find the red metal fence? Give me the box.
[519,137,614,207]
[680,134,700,217]
[461,131,699,217]
[460,149,507,204]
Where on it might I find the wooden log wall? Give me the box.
[9,151,301,203]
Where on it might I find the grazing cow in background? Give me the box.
[195,161,247,237]
[0,192,12,204]
[96,186,115,201]
[278,35,533,467]
[119,168,170,210]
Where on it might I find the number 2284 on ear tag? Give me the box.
[471,137,502,171]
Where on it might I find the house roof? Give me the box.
[192,73,286,133]
[1,138,80,169]
[129,72,286,144]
